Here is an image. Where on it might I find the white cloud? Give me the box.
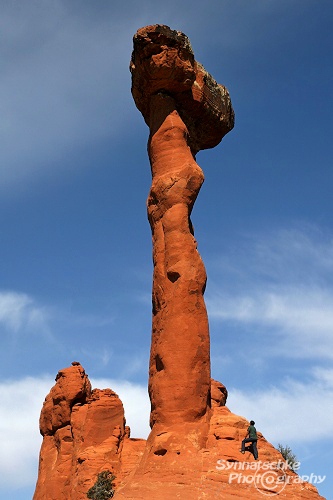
[0,376,50,488]
[227,367,333,444]
[312,367,333,388]
[0,291,51,338]
[249,226,333,284]
[0,375,149,491]
[207,226,333,359]
[208,286,333,358]
[209,225,333,287]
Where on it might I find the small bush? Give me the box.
[87,470,116,500]
[277,443,298,471]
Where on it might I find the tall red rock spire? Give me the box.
[130,24,234,452]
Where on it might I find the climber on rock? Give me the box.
[240,420,258,460]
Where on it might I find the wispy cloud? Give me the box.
[209,286,333,358]
[228,367,333,444]
[207,225,333,359]
[209,225,333,286]
[0,291,51,338]
[0,376,50,488]
[79,347,113,368]
[248,226,333,285]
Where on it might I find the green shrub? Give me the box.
[87,470,116,500]
[277,443,298,471]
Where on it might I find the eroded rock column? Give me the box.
[33,362,128,500]
[148,92,210,434]
[130,25,234,448]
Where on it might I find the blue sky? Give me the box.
[0,1,332,498]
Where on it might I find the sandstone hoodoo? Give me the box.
[130,23,234,452]
[33,362,134,500]
[33,25,325,499]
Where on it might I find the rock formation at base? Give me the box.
[33,362,135,500]
[33,25,325,499]
[34,362,324,499]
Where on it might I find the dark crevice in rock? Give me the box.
[167,270,180,282]
[154,448,167,456]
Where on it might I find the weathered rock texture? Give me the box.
[115,24,323,499]
[116,403,325,499]
[33,362,146,500]
[33,25,325,500]
[130,25,234,155]
[130,24,234,457]
[34,364,324,499]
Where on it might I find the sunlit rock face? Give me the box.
[33,363,324,499]
[130,24,234,454]
[33,362,141,500]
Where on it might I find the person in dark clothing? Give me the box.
[240,420,258,459]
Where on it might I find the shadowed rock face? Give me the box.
[130,24,234,451]
[130,24,234,155]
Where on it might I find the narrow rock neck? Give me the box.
[146,92,211,444]
[148,93,195,178]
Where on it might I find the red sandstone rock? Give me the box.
[115,402,325,499]
[130,24,234,154]
[34,364,324,499]
[39,362,91,436]
[130,25,234,458]
[33,363,128,500]
[211,378,228,407]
